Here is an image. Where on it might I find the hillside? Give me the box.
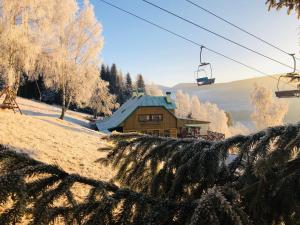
[0,97,113,181]
[162,75,300,126]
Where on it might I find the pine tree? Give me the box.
[136,74,145,92]
[125,73,133,91]
[100,123,300,225]
[100,65,133,105]
[100,64,108,82]
[0,124,299,224]
[116,73,125,104]
[124,73,133,100]
[0,144,197,225]
[110,64,118,95]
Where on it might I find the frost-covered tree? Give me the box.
[250,84,288,130]
[145,83,163,96]
[0,0,53,91]
[0,0,107,120]
[175,90,191,118]
[89,79,119,119]
[226,112,233,127]
[266,0,300,17]
[40,0,103,119]
[176,91,249,137]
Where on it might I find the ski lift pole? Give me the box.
[289,53,296,74]
[199,46,207,65]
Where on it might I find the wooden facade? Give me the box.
[122,106,178,137]
[120,107,211,138]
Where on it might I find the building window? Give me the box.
[139,115,150,122]
[138,114,163,122]
[151,114,163,122]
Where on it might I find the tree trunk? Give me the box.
[93,110,97,120]
[60,105,66,120]
[12,72,21,94]
[60,89,66,120]
[60,95,71,120]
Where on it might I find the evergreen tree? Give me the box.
[99,123,300,224]
[100,65,135,105]
[125,73,133,91]
[100,64,109,82]
[136,74,145,92]
[110,63,118,94]
[116,73,126,104]
[124,73,133,100]
[0,123,299,224]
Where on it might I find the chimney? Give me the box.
[137,88,145,96]
[165,91,172,103]
[132,90,138,97]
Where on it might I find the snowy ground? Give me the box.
[0,97,113,181]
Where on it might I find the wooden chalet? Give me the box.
[96,92,224,140]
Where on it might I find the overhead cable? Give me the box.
[142,0,298,71]
[185,0,300,61]
[97,0,296,88]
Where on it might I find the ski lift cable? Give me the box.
[97,0,297,88]
[141,0,298,72]
[185,0,300,61]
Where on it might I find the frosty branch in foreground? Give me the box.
[0,124,299,224]
[100,123,300,224]
[0,145,250,225]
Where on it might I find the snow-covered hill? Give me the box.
[0,97,113,181]
[161,76,300,126]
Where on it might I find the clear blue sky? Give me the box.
[90,0,300,87]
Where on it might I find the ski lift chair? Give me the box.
[275,83,300,98]
[275,54,300,98]
[195,47,215,86]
